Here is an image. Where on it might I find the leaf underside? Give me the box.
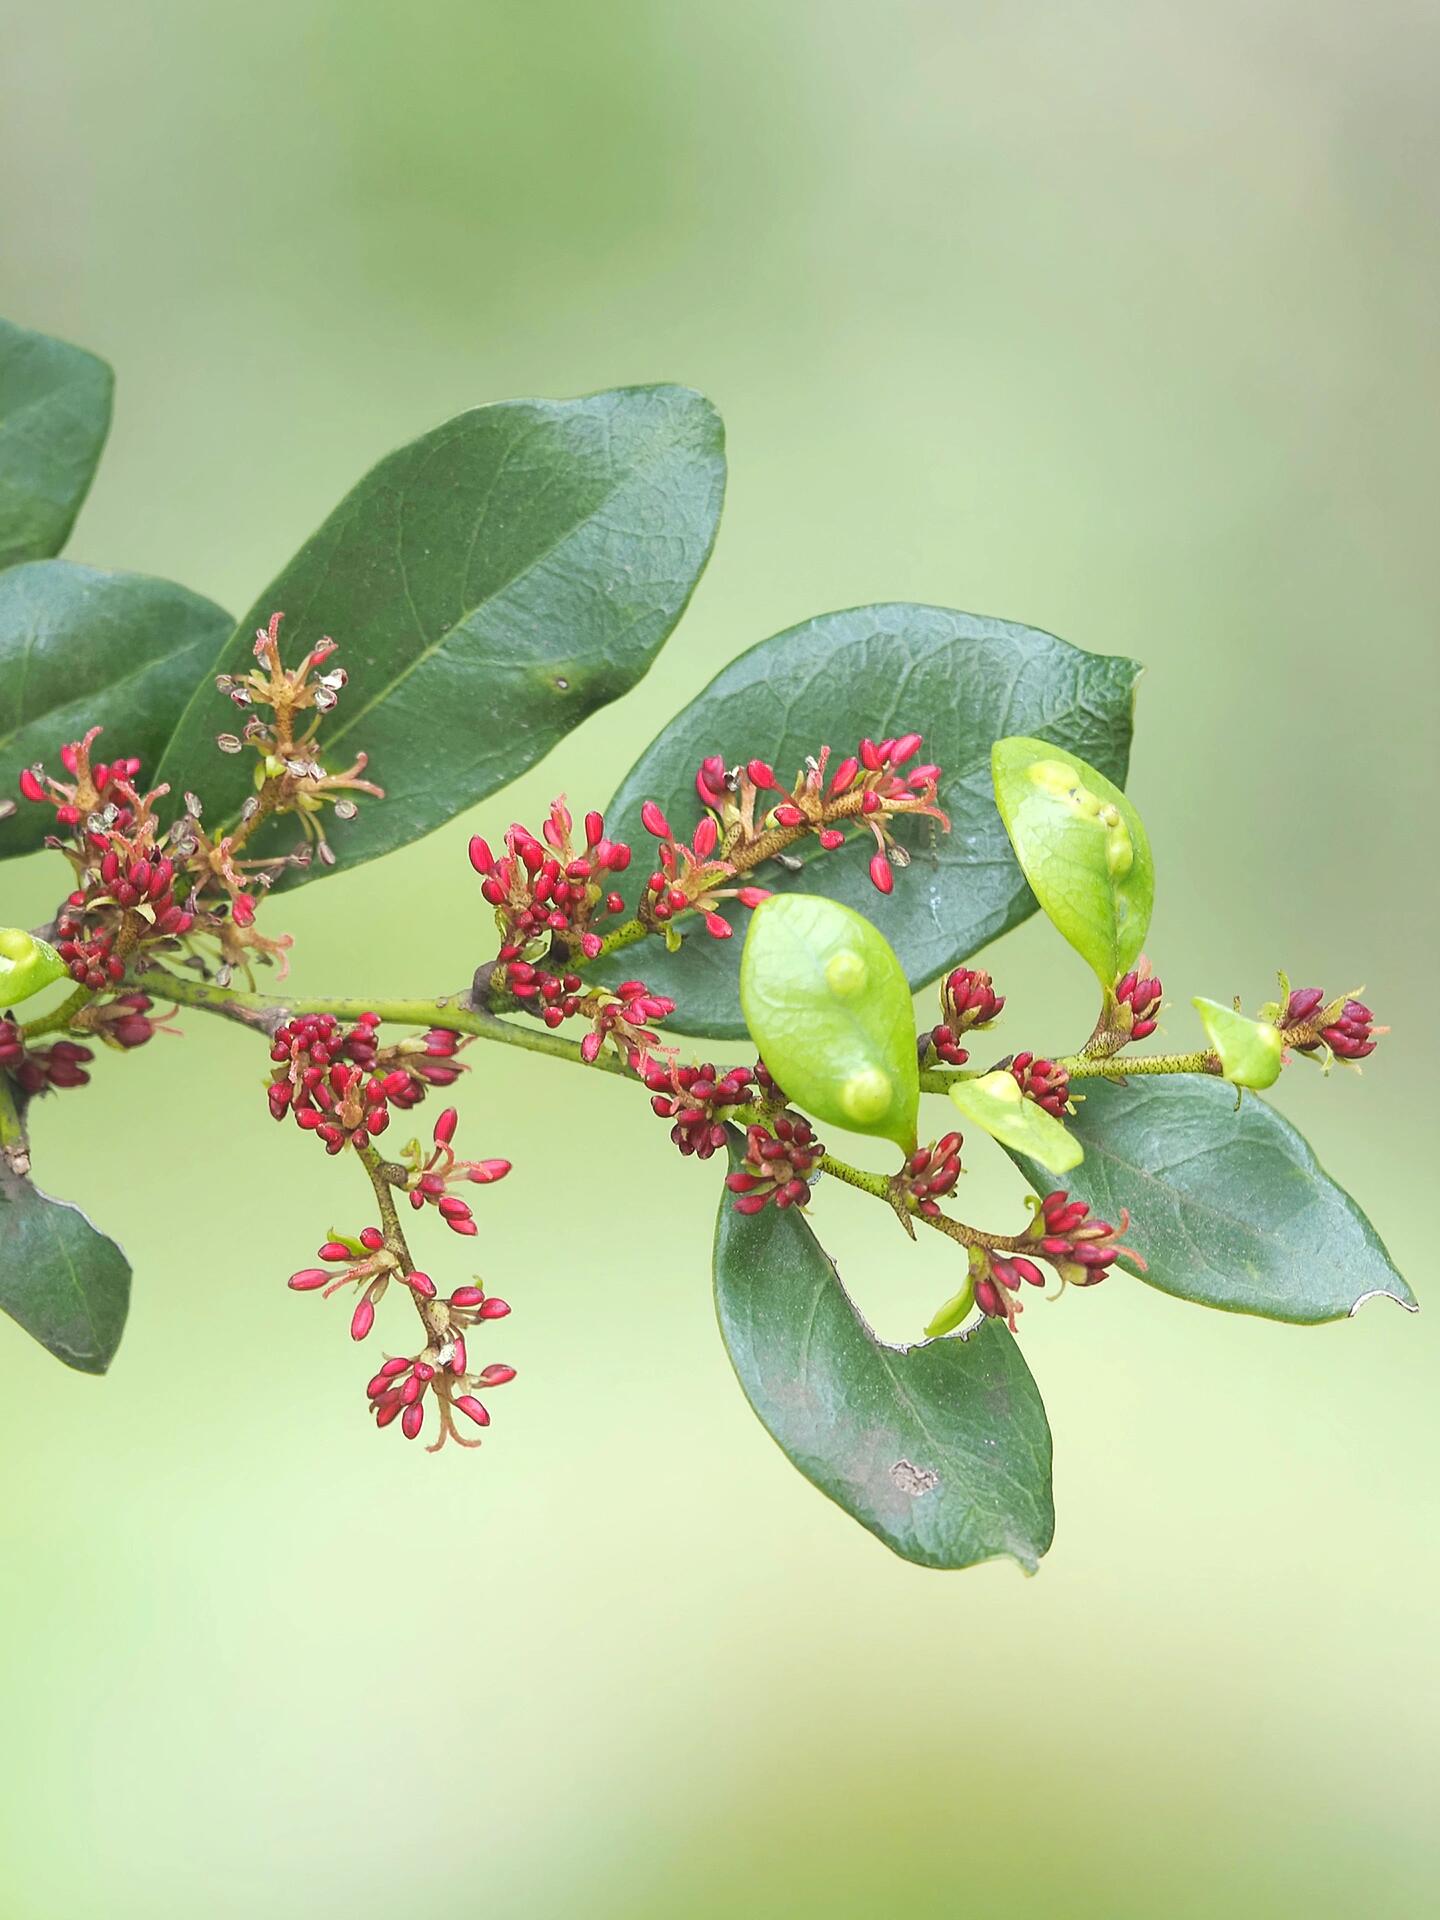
[0,1159,131,1373]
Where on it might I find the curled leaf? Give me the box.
[739,894,919,1150]
[991,736,1153,986]
[948,1069,1083,1175]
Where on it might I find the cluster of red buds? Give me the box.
[969,1191,1144,1331]
[1009,1051,1071,1117]
[367,1349,516,1450]
[289,1223,401,1332]
[928,966,1005,1065]
[0,1018,93,1093]
[642,1058,758,1159]
[266,1012,466,1152]
[470,801,632,960]
[288,1224,516,1450]
[638,801,769,933]
[580,978,676,1068]
[1114,960,1163,1041]
[1281,987,1383,1062]
[689,732,947,900]
[17,732,143,834]
[897,1131,964,1218]
[15,722,300,987]
[85,991,167,1051]
[53,846,192,986]
[725,1115,824,1213]
[400,1106,510,1235]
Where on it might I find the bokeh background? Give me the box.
[2,3,1437,1914]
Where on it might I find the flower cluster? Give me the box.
[1282,987,1383,1063]
[968,1190,1144,1330]
[685,732,948,903]
[289,1223,516,1451]
[638,801,770,932]
[1009,1051,1071,1117]
[725,1115,824,1214]
[896,1131,964,1218]
[367,1349,517,1450]
[1114,961,1163,1041]
[18,733,143,835]
[0,1019,93,1093]
[642,1058,758,1159]
[85,990,166,1051]
[266,1012,467,1151]
[399,1105,510,1235]
[17,725,291,991]
[471,800,632,960]
[928,966,1005,1065]
[214,611,383,870]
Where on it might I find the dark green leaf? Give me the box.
[1006,1075,1416,1324]
[714,1133,1054,1570]
[155,385,725,884]
[600,604,1140,1035]
[0,317,114,569]
[0,1147,131,1374]
[0,560,232,858]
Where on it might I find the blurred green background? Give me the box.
[2,2,1437,1914]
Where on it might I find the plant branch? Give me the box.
[125,962,633,1079]
[20,984,96,1041]
[355,1142,446,1344]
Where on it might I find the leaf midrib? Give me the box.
[315,405,698,757]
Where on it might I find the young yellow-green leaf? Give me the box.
[0,1128,131,1372]
[0,560,232,859]
[948,1069,1083,1175]
[0,927,66,1005]
[991,736,1153,987]
[1003,1076,1415,1323]
[1192,996,1283,1089]
[594,605,1141,1035]
[924,1270,977,1339]
[155,385,725,885]
[714,1134,1054,1570]
[0,317,113,569]
[739,893,919,1150]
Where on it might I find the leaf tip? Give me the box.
[1347,1285,1418,1319]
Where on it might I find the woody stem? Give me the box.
[355,1142,447,1343]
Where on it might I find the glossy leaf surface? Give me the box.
[599,604,1140,1034]
[1005,1075,1415,1323]
[0,560,231,858]
[0,317,113,569]
[155,386,725,882]
[714,1133,1054,1570]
